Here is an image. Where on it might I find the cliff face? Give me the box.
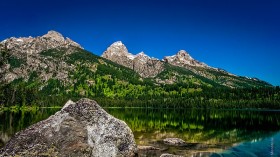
[101,42,212,79]
[102,41,164,78]
[163,50,209,68]
[2,30,82,56]
[0,31,82,83]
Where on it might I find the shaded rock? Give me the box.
[163,138,187,146]
[160,153,184,157]
[0,98,137,157]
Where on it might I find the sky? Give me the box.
[0,0,279,85]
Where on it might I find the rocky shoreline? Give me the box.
[0,99,137,156]
[0,98,212,157]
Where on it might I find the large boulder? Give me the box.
[0,98,138,157]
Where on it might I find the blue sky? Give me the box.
[1,0,280,85]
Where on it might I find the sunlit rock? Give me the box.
[160,153,184,157]
[163,138,187,146]
[0,98,137,157]
[102,41,164,78]
[0,30,82,83]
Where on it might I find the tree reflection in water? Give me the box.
[1,107,280,156]
[106,108,280,156]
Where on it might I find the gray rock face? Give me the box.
[133,52,164,78]
[163,50,209,68]
[0,30,82,83]
[102,41,134,69]
[102,41,164,78]
[0,98,138,157]
[2,30,82,56]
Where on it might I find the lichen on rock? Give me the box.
[0,98,138,157]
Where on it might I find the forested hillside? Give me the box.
[1,47,279,109]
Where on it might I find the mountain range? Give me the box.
[102,41,266,88]
[0,30,271,89]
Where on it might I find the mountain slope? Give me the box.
[1,31,278,109]
[163,50,270,88]
[0,31,152,100]
[0,31,82,83]
[102,42,271,88]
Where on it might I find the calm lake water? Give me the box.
[1,107,280,156]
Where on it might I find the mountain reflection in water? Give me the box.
[1,107,280,156]
[106,108,280,156]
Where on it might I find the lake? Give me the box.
[1,107,280,156]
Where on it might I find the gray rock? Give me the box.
[0,30,82,83]
[163,138,187,146]
[160,153,184,157]
[138,145,160,150]
[3,30,83,56]
[164,50,209,68]
[102,41,164,78]
[0,98,138,157]
[138,145,162,157]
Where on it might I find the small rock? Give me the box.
[163,138,187,146]
[138,145,162,157]
[138,145,160,150]
[160,153,184,157]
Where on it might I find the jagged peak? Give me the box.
[134,51,151,62]
[177,50,188,54]
[102,41,129,58]
[0,30,83,52]
[107,41,128,52]
[44,30,63,37]
[176,50,193,60]
[111,41,124,46]
[163,50,211,68]
[42,30,64,41]
[136,51,149,57]
[138,51,145,55]
[1,36,32,44]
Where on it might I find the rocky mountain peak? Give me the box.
[102,41,164,78]
[42,30,65,42]
[164,50,208,68]
[111,41,124,46]
[134,51,151,63]
[136,51,148,57]
[176,50,193,60]
[0,31,83,83]
[1,30,83,55]
[102,41,131,58]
